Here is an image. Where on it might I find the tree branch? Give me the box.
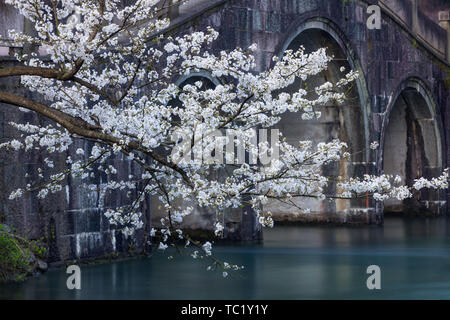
[0,90,193,187]
[0,66,60,79]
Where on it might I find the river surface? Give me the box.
[2,217,450,300]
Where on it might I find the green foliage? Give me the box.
[30,239,47,259]
[0,224,47,282]
[444,67,450,90]
[0,225,32,282]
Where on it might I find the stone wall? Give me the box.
[419,0,450,22]
[0,58,152,263]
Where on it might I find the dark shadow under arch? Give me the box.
[382,78,446,215]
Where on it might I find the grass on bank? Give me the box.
[0,224,47,282]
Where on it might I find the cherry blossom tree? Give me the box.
[0,0,447,276]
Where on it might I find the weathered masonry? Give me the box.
[0,0,449,262]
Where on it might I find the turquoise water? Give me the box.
[2,217,450,300]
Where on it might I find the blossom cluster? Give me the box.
[1,0,448,275]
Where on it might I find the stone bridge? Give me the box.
[155,0,450,225]
[0,0,449,262]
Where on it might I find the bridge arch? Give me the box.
[277,17,372,160]
[381,77,446,215]
[265,17,375,222]
[150,73,219,230]
[151,73,262,239]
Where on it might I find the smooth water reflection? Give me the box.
[2,217,450,299]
